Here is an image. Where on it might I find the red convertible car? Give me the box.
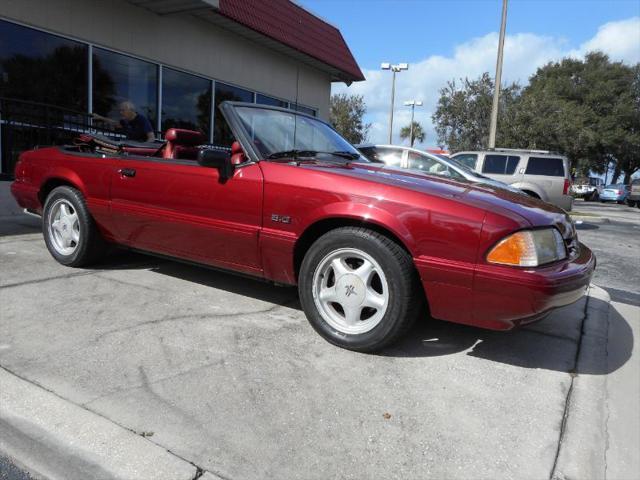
[11,102,595,352]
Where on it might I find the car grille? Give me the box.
[557,216,580,260]
[565,235,580,260]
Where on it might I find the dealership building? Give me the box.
[0,0,364,177]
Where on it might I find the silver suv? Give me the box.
[450,148,573,211]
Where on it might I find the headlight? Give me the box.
[486,228,567,267]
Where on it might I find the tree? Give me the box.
[329,93,371,144]
[400,121,426,146]
[431,72,521,152]
[432,54,640,182]
[511,53,639,181]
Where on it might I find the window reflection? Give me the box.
[291,103,316,117]
[92,47,158,128]
[213,82,253,147]
[161,67,211,135]
[256,94,288,108]
[0,19,87,111]
[0,18,326,172]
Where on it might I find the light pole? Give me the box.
[488,0,508,149]
[381,62,409,144]
[403,100,423,147]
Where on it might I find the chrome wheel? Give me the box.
[312,248,389,335]
[48,199,80,256]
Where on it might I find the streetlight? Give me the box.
[381,62,409,144]
[403,100,423,147]
[488,0,508,148]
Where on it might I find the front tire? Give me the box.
[298,227,422,352]
[43,186,106,267]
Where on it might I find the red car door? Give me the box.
[109,156,264,276]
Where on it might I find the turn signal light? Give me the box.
[487,228,567,267]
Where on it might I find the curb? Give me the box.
[0,368,198,480]
[552,285,611,480]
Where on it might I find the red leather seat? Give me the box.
[163,128,206,160]
[230,141,247,165]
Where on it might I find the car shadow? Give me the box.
[381,300,632,375]
[97,249,300,307]
[0,214,41,237]
[94,250,633,376]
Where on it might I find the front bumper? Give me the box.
[416,243,596,331]
[470,243,595,329]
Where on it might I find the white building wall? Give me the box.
[0,0,332,118]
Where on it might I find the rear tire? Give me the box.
[298,227,423,352]
[43,186,106,267]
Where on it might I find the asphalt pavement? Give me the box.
[0,184,638,479]
[572,199,640,305]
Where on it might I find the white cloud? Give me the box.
[335,17,640,148]
[576,17,640,63]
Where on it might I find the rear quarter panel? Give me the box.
[17,147,116,239]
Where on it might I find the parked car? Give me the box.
[599,184,630,204]
[450,149,573,211]
[572,176,604,201]
[627,178,640,208]
[356,144,524,194]
[11,102,595,352]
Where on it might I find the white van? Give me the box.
[450,148,573,211]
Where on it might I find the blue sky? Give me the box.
[300,0,640,146]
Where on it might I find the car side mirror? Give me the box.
[198,149,235,180]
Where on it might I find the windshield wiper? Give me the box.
[267,150,316,159]
[330,151,361,160]
[267,150,360,161]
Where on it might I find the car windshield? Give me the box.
[605,184,625,189]
[233,106,367,162]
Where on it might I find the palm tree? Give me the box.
[400,121,425,147]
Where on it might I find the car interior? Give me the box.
[68,128,240,163]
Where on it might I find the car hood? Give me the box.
[294,160,575,238]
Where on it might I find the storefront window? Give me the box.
[0,19,87,111]
[213,82,254,147]
[256,94,288,108]
[292,104,317,117]
[161,67,211,135]
[92,47,158,129]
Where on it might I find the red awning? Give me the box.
[127,0,364,84]
[217,0,364,83]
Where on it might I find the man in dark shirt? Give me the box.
[93,101,155,142]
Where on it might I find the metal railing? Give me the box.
[0,97,133,178]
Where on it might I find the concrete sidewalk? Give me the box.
[0,239,629,479]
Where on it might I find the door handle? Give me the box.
[118,168,136,178]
